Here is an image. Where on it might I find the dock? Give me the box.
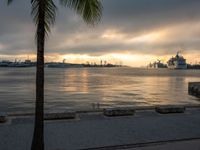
[188,82,200,98]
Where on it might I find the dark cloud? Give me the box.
[0,0,200,58]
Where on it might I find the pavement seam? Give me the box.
[77,137,200,150]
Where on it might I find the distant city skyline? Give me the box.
[1,0,200,66]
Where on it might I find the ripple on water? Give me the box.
[0,67,200,112]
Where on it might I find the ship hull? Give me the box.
[47,63,83,68]
[168,64,187,69]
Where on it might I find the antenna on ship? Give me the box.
[178,45,185,55]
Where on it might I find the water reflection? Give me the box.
[62,69,89,93]
[0,67,200,112]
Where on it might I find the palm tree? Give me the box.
[7,0,102,150]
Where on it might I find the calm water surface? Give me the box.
[0,67,199,112]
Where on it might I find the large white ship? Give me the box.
[167,52,187,69]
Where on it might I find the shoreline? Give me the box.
[6,104,200,117]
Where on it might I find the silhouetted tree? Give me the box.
[7,0,102,150]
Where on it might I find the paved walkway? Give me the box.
[127,139,200,150]
[0,108,200,150]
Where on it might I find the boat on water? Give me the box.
[167,52,187,69]
[46,63,83,68]
[8,63,32,67]
[0,59,35,67]
[0,60,12,67]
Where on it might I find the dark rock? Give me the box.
[104,107,135,117]
[155,106,185,114]
[188,82,200,97]
[44,111,76,120]
[0,113,7,123]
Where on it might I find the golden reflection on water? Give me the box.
[1,68,200,112]
[63,69,89,93]
[140,76,187,105]
[47,68,200,109]
[80,69,89,93]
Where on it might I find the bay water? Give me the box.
[0,67,199,112]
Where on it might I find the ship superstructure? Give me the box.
[167,52,187,69]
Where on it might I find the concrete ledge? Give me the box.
[44,111,76,120]
[155,106,185,114]
[188,82,200,98]
[0,113,7,123]
[8,111,34,117]
[103,107,135,117]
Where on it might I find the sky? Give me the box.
[1,0,200,67]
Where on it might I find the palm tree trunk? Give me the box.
[31,1,45,150]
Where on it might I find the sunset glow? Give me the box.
[1,0,200,66]
[128,31,166,43]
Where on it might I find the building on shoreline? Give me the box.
[147,60,167,69]
[0,59,123,68]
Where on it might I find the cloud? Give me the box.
[0,0,200,66]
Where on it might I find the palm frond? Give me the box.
[31,0,57,37]
[59,0,102,25]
